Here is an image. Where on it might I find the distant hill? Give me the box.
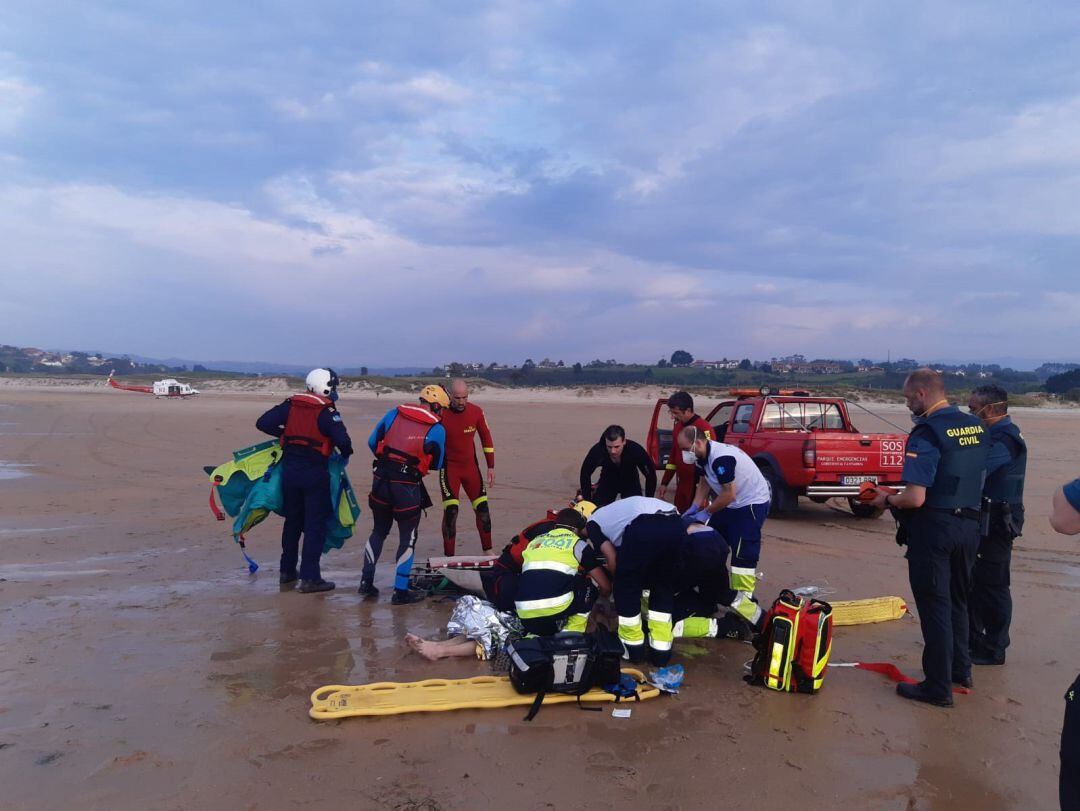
[0,343,425,377]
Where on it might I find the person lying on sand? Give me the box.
[404,595,524,662]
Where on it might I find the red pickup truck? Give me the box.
[645,388,907,518]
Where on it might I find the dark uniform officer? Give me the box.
[256,368,353,593]
[879,369,988,706]
[967,385,1026,666]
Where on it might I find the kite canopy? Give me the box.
[206,440,360,555]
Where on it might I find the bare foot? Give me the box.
[405,633,444,661]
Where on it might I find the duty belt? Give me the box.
[928,506,981,522]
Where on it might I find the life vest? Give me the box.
[376,404,439,475]
[508,518,557,570]
[983,420,1027,505]
[748,590,833,694]
[917,407,989,511]
[515,528,583,619]
[282,393,334,457]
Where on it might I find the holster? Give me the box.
[989,501,1023,541]
[891,508,909,547]
[979,497,992,538]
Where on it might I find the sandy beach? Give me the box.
[1,385,1076,809]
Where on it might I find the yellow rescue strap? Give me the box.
[310,668,658,720]
[830,596,908,626]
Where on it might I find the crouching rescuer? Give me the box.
[514,509,611,636]
[256,368,353,593]
[362,385,448,605]
[678,425,772,639]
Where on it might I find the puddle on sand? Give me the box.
[0,462,32,480]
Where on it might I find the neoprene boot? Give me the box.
[391,588,426,605]
[358,580,379,598]
[297,579,336,594]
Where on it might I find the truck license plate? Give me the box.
[842,475,878,485]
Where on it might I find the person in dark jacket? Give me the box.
[578,425,657,506]
[967,384,1026,666]
[256,368,353,593]
[870,369,988,706]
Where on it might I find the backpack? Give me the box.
[747,590,833,694]
[507,627,624,720]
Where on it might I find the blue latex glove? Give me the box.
[682,505,706,524]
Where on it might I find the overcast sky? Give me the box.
[2,2,1079,367]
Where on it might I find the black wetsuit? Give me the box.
[579,439,657,506]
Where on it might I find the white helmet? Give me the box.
[305,368,339,398]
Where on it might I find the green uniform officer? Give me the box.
[871,369,988,707]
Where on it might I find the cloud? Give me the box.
[1,3,1079,365]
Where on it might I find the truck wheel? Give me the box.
[760,464,795,515]
[848,498,885,519]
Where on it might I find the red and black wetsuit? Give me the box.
[660,414,713,512]
[480,516,556,611]
[438,402,495,554]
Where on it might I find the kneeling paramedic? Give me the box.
[514,508,611,636]
[678,425,772,639]
[482,501,596,613]
[256,368,353,593]
[673,522,765,641]
[869,369,988,707]
[362,385,448,605]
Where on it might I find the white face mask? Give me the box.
[681,450,697,465]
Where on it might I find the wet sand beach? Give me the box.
[0,387,1076,809]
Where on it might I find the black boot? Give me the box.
[357,580,379,599]
[279,570,298,586]
[297,579,335,594]
[971,653,1005,666]
[953,674,974,689]
[391,588,426,605]
[897,681,953,707]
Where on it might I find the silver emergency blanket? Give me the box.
[446,595,524,660]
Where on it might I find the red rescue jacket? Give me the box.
[282,393,334,456]
[376,405,440,474]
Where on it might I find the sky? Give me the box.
[2,1,1080,368]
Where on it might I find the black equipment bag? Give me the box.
[507,627,623,721]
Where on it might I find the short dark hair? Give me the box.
[554,508,587,532]
[972,384,1009,414]
[603,425,625,443]
[667,391,693,411]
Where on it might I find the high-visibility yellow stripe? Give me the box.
[471,495,488,508]
[647,610,673,623]
[665,463,677,471]
[561,613,589,633]
[482,447,494,453]
[521,560,577,576]
[515,593,573,617]
[442,498,460,508]
[618,613,645,644]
